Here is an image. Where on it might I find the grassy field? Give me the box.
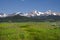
[0,22,60,40]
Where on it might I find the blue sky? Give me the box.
[0,0,60,13]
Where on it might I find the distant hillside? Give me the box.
[0,14,60,22]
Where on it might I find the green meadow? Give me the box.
[0,22,60,40]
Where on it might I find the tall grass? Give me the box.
[0,22,60,40]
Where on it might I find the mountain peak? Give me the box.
[0,10,60,17]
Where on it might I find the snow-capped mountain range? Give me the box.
[0,10,60,17]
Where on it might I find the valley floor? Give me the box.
[0,22,60,40]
